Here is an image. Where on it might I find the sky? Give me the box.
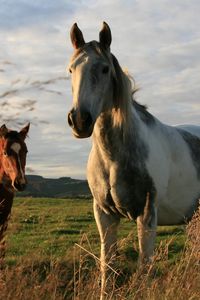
[1,0,200,179]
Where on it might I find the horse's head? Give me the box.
[68,22,115,138]
[0,123,30,191]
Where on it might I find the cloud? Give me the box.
[0,1,77,30]
[1,0,200,178]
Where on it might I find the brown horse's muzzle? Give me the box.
[13,176,27,191]
[68,108,93,138]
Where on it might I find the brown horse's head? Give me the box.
[0,123,30,191]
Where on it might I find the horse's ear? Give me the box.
[0,124,8,137]
[99,22,112,50]
[19,123,30,140]
[70,23,85,49]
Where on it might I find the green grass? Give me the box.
[6,198,95,261]
[6,197,186,266]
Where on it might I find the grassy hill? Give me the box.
[18,175,91,198]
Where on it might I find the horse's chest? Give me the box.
[88,159,156,219]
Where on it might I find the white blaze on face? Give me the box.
[10,142,25,183]
[11,142,21,154]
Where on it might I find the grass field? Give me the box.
[0,197,199,299]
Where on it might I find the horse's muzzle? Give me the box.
[68,108,93,138]
[13,178,27,191]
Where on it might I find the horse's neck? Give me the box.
[93,106,145,160]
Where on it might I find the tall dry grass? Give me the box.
[0,208,199,300]
[72,207,200,300]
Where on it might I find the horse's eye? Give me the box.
[69,68,72,74]
[102,66,109,74]
[3,151,8,157]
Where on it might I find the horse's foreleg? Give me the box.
[137,193,157,265]
[93,200,120,299]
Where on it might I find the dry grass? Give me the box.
[0,207,199,300]
[72,208,200,300]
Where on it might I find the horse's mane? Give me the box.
[111,53,155,129]
[111,54,132,129]
[133,100,155,125]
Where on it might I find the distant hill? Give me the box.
[17,175,91,198]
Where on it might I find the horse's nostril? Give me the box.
[68,112,74,128]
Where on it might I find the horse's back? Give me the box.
[176,124,200,138]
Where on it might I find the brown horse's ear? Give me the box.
[99,22,112,50]
[20,123,30,140]
[70,23,85,49]
[0,124,8,137]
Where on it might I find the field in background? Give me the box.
[0,197,199,299]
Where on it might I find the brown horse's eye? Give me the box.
[3,151,8,157]
[102,66,109,74]
[69,68,72,74]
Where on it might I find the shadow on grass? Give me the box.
[51,229,80,235]
[158,227,185,236]
[65,216,93,222]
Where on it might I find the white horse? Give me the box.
[67,22,200,297]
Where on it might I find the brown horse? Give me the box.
[0,123,30,260]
